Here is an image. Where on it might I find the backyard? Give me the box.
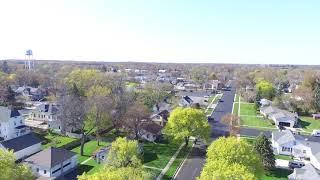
[35,131,78,149]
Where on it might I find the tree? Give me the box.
[107,137,141,168]
[255,80,275,100]
[122,102,150,140]
[314,81,320,112]
[164,107,210,146]
[204,137,263,177]
[198,159,256,180]
[59,84,89,156]
[78,166,150,180]
[208,72,218,80]
[139,82,172,109]
[0,149,34,180]
[1,61,10,73]
[254,90,262,110]
[86,85,113,145]
[221,114,240,136]
[254,134,275,170]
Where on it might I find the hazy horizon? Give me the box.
[1,0,320,65]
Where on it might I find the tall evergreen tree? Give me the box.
[254,134,275,170]
[314,81,320,112]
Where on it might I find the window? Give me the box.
[303,150,306,153]
[14,122,16,126]
[36,168,39,172]
[44,170,46,174]
[59,126,61,129]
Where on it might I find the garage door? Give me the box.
[279,122,290,127]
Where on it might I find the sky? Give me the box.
[0,0,320,65]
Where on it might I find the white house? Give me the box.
[260,106,298,128]
[29,103,59,123]
[0,106,41,160]
[150,110,169,127]
[260,98,272,107]
[272,130,320,170]
[288,164,320,180]
[24,147,77,179]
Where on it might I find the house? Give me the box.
[0,106,30,141]
[179,96,193,107]
[92,145,111,164]
[260,106,298,128]
[139,122,163,142]
[0,133,41,160]
[28,103,62,132]
[260,98,272,107]
[24,147,77,179]
[203,80,224,92]
[272,130,320,170]
[288,164,320,180]
[0,106,42,160]
[150,110,169,127]
[152,102,171,113]
[312,114,320,120]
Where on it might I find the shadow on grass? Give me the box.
[265,168,292,178]
[143,151,158,163]
[299,119,311,128]
[59,165,94,180]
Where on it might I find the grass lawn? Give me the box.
[143,141,181,170]
[35,132,78,149]
[144,168,162,179]
[299,116,320,133]
[212,94,222,104]
[163,142,192,180]
[208,95,216,103]
[262,168,292,180]
[233,102,239,115]
[240,116,275,129]
[275,154,293,160]
[72,140,109,163]
[240,103,258,116]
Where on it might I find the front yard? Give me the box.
[299,116,320,133]
[262,168,292,180]
[239,102,275,130]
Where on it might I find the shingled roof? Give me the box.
[0,133,41,152]
[24,147,77,168]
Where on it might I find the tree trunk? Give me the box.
[80,132,85,156]
[185,136,189,147]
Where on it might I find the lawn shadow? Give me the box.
[58,165,94,180]
[143,151,158,163]
[299,119,311,128]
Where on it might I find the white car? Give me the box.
[312,130,320,137]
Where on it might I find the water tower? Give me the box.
[25,49,34,70]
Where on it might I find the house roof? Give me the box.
[288,164,320,180]
[272,130,296,145]
[24,147,77,168]
[0,133,41,152]
[183,96,193,104]
[0,106,21,122]
[140,122,163,134]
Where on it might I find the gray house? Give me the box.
[288,164,320,180]
[24,147,77,179]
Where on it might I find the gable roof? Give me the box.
[140,122,163,134]
[272,130,296,145]
[24,147,77,168]
[1,133,41,152]
[288,164,320,180]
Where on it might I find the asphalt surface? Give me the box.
[175,83,236,180]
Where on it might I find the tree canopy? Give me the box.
[255,80,275,100]
[254,134,275,170]
[164,107,210,146]
[0,149,34,180]
[199,137,263,179]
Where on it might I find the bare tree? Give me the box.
[221,114,240,136]
[122,102,150,140]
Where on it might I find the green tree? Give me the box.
[107,137,141,168]
[314,82,320,112]
[198,159,256,180]
[255,80,275,100]
[0,149,34,180]
[254,134,275,170]
[164,107,210,146]
[205,137,263,177]
[78,166,150,180]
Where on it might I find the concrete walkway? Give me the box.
[156,142,185,180]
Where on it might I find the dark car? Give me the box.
[219,99,224,103]
[289,161,305,169]
[207,115,214,121]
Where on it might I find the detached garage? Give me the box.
[24,147,77,179]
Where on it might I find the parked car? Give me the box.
[207,115,214,121]
[289,160,305,169]
[312,129,320,137]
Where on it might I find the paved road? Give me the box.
[175,82,236,180]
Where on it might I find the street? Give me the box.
[174,83,236,180]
